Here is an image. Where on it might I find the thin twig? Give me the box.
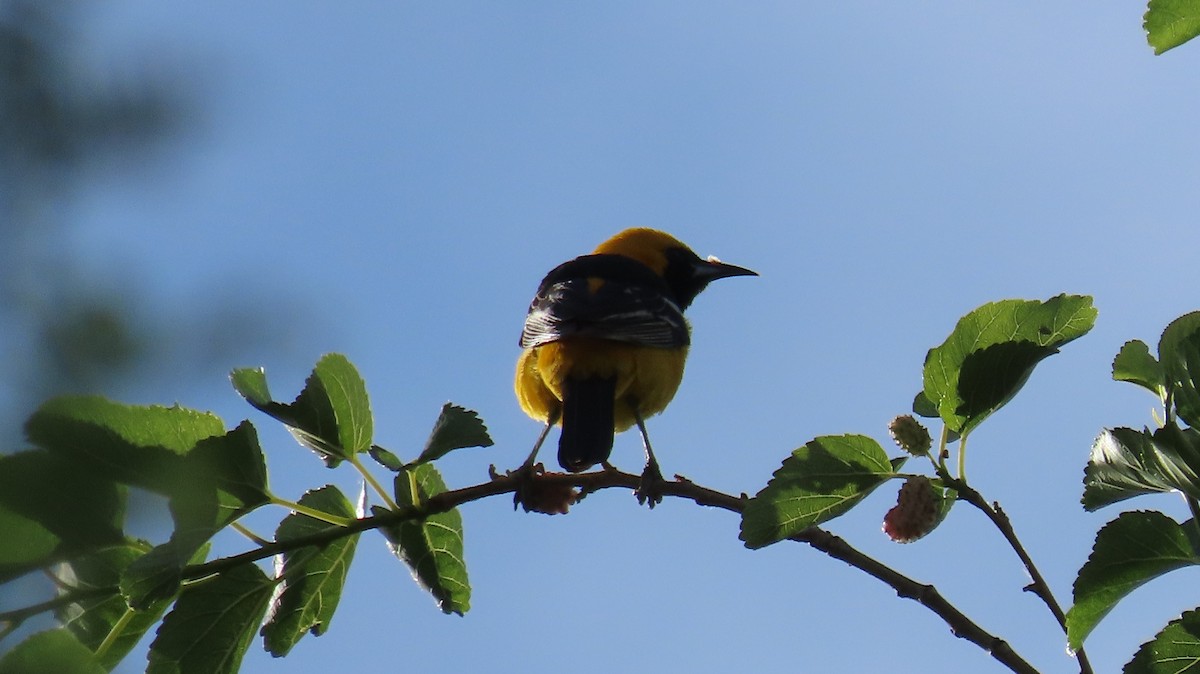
[951,480,1092,674]
[0,585,115,631]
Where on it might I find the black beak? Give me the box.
[695,258,758,282]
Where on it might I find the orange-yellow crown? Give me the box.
[592,228,691,276]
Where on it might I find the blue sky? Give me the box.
[37,3,1200,672]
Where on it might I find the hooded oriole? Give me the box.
[515,228,756,502]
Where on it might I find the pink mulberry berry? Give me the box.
[883,476,938,543]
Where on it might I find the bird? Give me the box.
[514,227,756,504]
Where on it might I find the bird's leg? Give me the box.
[520,414,557,470]
[509,409,561,511]
[633,411,665,508]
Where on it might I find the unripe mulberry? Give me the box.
[883,476,938,543]
[889,415,932,457]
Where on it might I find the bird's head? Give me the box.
[593,228,757,310]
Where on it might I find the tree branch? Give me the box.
[3,466,1042,674]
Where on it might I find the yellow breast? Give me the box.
[515,337,689,432]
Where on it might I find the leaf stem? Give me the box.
[935,425,951,475]
[93,605,136,661]
[406,467,421,507]
[349,454,398,510]
[957,432,969,482]
[230,521,271,546]
[270,495,355,527]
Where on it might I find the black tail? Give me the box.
[558,375,616,472]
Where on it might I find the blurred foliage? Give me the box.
[0,0,286,439]
[0,2,175,192]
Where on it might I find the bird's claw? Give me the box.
[507,461,541,510]
[509,462,577,515]
[635,461,666,508]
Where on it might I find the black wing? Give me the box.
[519,254,690,350]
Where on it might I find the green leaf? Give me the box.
[262,485,359,656]
[0,504,59,583]
[937,485,957,527]
[375,464,470,615]
[231,354,373,467]
[1145,0,1200,55]
[1125,607,1200,673]
[414,403,494,464]
[1067,511,1200,651]
[120,540,210,611]
[147,562,275,674]
[912,391,938,418]
[177,419,272,525]
[922,295,1096,435]
[22,398,265,556]
[146,424,272,585]
[25,396,224,494]
[56,540,176,670]
[1113,340,1166,399]
[1160,312,1200,428]
[28,396,225,456]
[1083,426,1200,511]
[369,445,405,472]
[910,393,960,443]
[740,435,902,549]
[0,629,107,674]
[229,367,272,407]
[0,450,124,555]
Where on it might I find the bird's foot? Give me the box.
[504,462,577,515]
[635,460,666,509]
